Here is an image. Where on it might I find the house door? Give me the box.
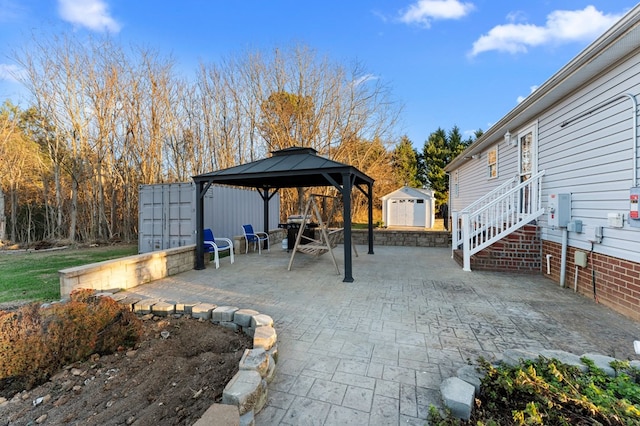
[517,124,537,214]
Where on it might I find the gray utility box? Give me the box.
[138,183,280,254]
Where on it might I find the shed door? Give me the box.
[389,199,425,227]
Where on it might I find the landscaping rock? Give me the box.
[440,377,474,421]
[222,370,267,416]
[540,349,588,372]
[456,365,482,394]
[581,353,617,377]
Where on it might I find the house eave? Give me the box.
[446,3,640,172]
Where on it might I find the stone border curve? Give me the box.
[440,347,640,421]
[97,291,277,426]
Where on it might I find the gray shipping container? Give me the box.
[138,183,280,254]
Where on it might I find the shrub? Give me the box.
[429,356,640,425]
[0,289,142,394]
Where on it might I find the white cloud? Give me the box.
[57,0,121,33]
[470,6,623,56]
[352,74,379,86]
[0,64,24,82]
[517,85,539,103]
[400,0,475,27]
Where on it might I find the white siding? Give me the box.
[450,141,519,213]
[538,51,640,262]
[452,49,640,264]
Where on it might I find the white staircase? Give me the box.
[452,170,545,271]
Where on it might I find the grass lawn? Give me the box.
[0,245,138,303]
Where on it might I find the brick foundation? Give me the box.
[542,240,640,322]
[454,225,542,273]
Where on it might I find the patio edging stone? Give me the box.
[441,348,639,421]
[98,291,278,426]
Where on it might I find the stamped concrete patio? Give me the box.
[118,245,640,425]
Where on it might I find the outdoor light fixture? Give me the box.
[504,131,512,146]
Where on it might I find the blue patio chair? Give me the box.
[203,228,234,269]
[242,224,269,254]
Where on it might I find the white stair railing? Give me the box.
[452,170,545,271]
[452,175,519,253]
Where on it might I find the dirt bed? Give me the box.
[0,315,252,426]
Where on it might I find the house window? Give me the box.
[487,147,498,179]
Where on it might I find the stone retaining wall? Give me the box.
[350,229,450,247]
[59,245,196,298]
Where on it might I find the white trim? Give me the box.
[517,121,538,178]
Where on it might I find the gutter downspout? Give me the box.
[560,227,568,288]
[623,93,638,187]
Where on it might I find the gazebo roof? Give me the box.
[192,146,374,189]
[191,145,375,283]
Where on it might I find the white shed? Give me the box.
[381,186,434,228]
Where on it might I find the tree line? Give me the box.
[391,127,481,210]
[0,32,478,245]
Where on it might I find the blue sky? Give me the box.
[0,0,637,148]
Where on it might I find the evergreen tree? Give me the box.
[421,125,475,207]
[391,135,422,188]
[422,128,449,206]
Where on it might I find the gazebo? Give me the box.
[191,146,375,282]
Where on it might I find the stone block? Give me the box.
[440,377,475,421]
[253,326,277,351]
[133,298,158,314]
[151,301,175,316]
[540,350,588,372]
[265,354,277,383]
[223,370,267,416]
[239,348,269,377]
[234,309,259,327]
[192,403,240,426]
[267,343,278,364]
[212,306,240,322]
[175,302,198,315]
[501,348,538,367]
[250,314,273,328]
[456,365,482,395]
[117,296,141,312]
[217,321,241,332]
[239,410,255,426]
[581,353,617,377]
[192,303,217,320]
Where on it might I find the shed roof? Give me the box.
[192,146,374,189]
[381,186,433,200]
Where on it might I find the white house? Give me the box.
[445,4,640,322]
[381,186,434,228]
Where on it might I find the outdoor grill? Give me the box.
[278,216,318,251]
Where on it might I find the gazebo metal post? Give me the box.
[194,180,206,270]
[342,172,354,282]
[367,182,374,255]
[258,187,278,250]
